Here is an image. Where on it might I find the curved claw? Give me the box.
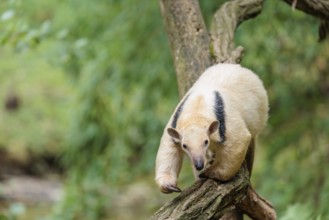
[161,184,182,194]
[167,185,182,193]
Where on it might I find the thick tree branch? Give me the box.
[151,165,276,220]
[281,0,329,41]
[151,166,249,220]
[282,0,329,19]
[159,0,214,97]
[210,0,264,63]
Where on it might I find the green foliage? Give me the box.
[0,203,26,220]
[281,203,313,220]
[52,0,177,179]
[0,0,70,157]
[45,1,178,219]
[0,0,52,51]
[0,48,72,157]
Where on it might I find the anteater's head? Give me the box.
[167,120,219,172]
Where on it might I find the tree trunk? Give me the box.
[159,0,213,97]
[153,0,277,219]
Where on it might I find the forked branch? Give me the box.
[210,0,264,63]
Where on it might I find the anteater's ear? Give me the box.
[208,121,219,135]
[167,128,182,143]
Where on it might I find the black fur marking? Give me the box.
[214,91,226,143]
[171,94,190,128]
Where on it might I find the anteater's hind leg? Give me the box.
[246,138,255,177]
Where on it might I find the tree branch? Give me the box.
[210,0,264,63]
[151,165,276,220]
[159,0,214,97]
[281,0,329,41]
[238,187,276,220]
[151,166,249,220]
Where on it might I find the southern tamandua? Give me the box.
[155,63,269,193]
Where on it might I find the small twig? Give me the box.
[281,0,329,41]
[292,0,298,10]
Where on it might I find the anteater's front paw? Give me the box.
[155,175,181,194]
[199,169,222,182]
[161,184,182,194]
[198,169,228,182]
[198,169,210,179]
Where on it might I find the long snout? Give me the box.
[193,158,204,171]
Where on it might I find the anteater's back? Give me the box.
[192,64,269,136]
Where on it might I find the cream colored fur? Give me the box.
[155,63,269,194]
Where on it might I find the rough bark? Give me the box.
[151,165,276,220]
[281,0,329,41]
[159,0,214,97]
[151,165,249,220]
[237,187,276,220]
[154,0,276,219]
[210,0,264,63]
[282,0,329,19]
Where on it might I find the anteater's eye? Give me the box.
[182,144,188,149]
[204,140,209,146]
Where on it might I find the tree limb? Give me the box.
[281,0,329,41]
[238,186,276,220]
[151,165,276,220]
[151,166,249,220]
[159,0,214,97]
[210,0,264,63]
[282,0,329,19]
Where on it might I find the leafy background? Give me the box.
[0,0,328,219]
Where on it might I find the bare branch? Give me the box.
[281,0,329,41]
[159,0,214,97]
[282,0,329,20]
[319,20,329,41]
[151,166,250,220]
[238,187,277,220]
[151,165,276,220]
[210,0,264,63]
